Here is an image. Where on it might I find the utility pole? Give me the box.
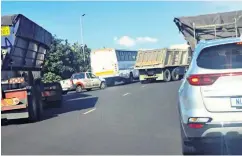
[80,14,86,62]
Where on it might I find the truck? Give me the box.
[1,14,62,122]
[173,10,242,52]
[90,48,139,86]
[134,47,191,83]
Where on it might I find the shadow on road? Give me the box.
[1,92,98,126]
[107,80,139,88]
[188,131,242,155]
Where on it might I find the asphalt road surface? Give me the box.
[2,81,242,155]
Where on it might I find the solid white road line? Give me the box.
[123,93,130,96]
[83,108,96,115]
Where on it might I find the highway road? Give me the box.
[2,81,242,155]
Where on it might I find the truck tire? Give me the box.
[28,88,39,122]
[171,68,180,81]
[125,73,134,84]
[163,69,171,82]
[35,84,43,120]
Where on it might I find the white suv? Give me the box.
[71,72,106,93]
[178,37,242,154]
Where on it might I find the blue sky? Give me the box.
[2,1,242,50]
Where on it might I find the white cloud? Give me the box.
[116,36,136,47]
[169,43,190,50]
[114,36,158,47]
[136,37,158,43]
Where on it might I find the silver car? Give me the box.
[178,37,242,154]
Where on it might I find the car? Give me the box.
[71,72,106,93]
[178,37,242,154]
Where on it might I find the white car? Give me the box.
[178,37,242,154]
[71,72,106,93]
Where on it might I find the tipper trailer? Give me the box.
[173,10,242,52]
[1,14,62,122]
[134,48,191,83]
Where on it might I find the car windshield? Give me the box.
[197,43,242,69]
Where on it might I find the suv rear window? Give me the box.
[197,43,242,69]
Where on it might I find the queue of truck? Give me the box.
[2,10,240,125]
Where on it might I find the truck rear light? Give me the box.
[187,72,242,86]
[9,77,25,84]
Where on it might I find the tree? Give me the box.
[43,35,91,83]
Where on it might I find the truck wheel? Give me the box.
[163,69,171,82]
[171,68,180,81]
[35,85,43,120]
[129,73,134,83]
[28,88,38,122]
[126,73,134,84]
[76,85,83,93]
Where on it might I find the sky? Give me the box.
[2,1,242,50]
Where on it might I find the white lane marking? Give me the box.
[83,108,96,115]
[123,93,130,96]
[141,85,146,88]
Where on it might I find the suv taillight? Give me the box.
[187,72,242,86]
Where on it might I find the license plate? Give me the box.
[1,26,10,36]
[231,97,242,107]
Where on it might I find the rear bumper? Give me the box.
[2,109,28,120]
[139,73,163,81]
[182,121,242,139]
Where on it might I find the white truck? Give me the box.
[90,48,139,86]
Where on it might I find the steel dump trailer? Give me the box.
[134,48,191,83]
[1,14,62,122]
[174,10,242,52]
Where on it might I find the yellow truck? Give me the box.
[134,47,192,83]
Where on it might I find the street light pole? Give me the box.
[80,14,86,62]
